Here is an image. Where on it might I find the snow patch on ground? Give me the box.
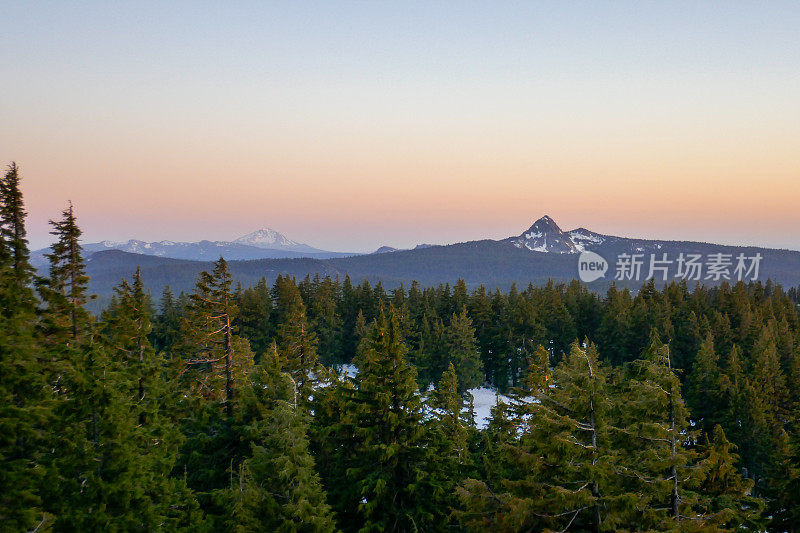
[325,365,506,429]
[468,387,510,429]
[334,364,358,379]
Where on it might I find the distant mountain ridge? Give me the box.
[76,215,800,313]
[32,227,355,265]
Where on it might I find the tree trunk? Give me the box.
[225,311,233,416]
[668,348,680,520]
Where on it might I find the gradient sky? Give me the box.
[2,1,799,252]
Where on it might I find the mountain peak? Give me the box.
[525,215,561,234]
[234,227,300,249]
[512,215,579,254]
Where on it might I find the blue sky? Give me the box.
[2,2,799,251]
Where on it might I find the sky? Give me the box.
[2,1,799,252]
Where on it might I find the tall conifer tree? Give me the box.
[0,162,51,531]
[178,257,254,413]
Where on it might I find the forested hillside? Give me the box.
[4,163,800,531]
[81,235,800,315]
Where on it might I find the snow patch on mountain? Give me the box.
[568,228,606,252]
[507,217,618,254]
[373,246,400,254]
[510,215,580,254]
[234,227,301,249]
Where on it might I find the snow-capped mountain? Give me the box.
[234,228,300,249]
[506,215,766,259]
[509,215,581,253]
[31,228,353,265]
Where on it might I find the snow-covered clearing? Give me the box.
[329,365,508,429]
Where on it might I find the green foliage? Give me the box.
[233,277,273,358]
[177,257,254,412]
[444,308,484,393]
[41,202,92,344]
[458,343,628,531]
[151,285,185,354]
[696,425,765,530]
[614,336,704,529]
[0,163,52,532]
[229,367,336,532]
[5,164,800,531]
[334,308,444,531]
[277,298,320,406]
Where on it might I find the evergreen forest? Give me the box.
[4,162,800,532]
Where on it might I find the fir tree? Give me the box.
[151,285,184,354]
[427,363,476,527]
[0,162,35,296]
[343,308,440,531]
[42,202,91,344]
[0,162,52,532]
[229,364,336,532]
[70,268,204,530]
[459,343,626,531]
[615,336,703,529]
[234,277,273,358]
[178,257,254,414]
[696,425,765,530]
[308,275,344,365]
[764,427,800,531]
[277,299,319,406]
[445,308,484,393]
[685,333,724,435]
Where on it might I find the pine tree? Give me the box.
[0,162,36,296]
[228,365,336,532]
[445,307,484,393]
[729,327,788,495]
[74,268,204,530]
[695,425,765,530]
[178,257,254,414]
[37,203,91,356]
[429,363,471,468]
[234,277,273,358]
[427,362,476,527]
[458,342,626,531]
[37,209,195,530]
[0,162,52,531]
[271,274,304,326]
[413,311,445,388]
[343,308,440,531]
[718,344,745,444]
[685,333,724,435]
[764,427,800,531]
[534,280,577,361]
[308,365,361,529]
[308,275,344,365]
[597,284,632,366]
[615,336,703,529]
[277,299,319,406]
[151,285,184,354]
[34,203,107,528]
